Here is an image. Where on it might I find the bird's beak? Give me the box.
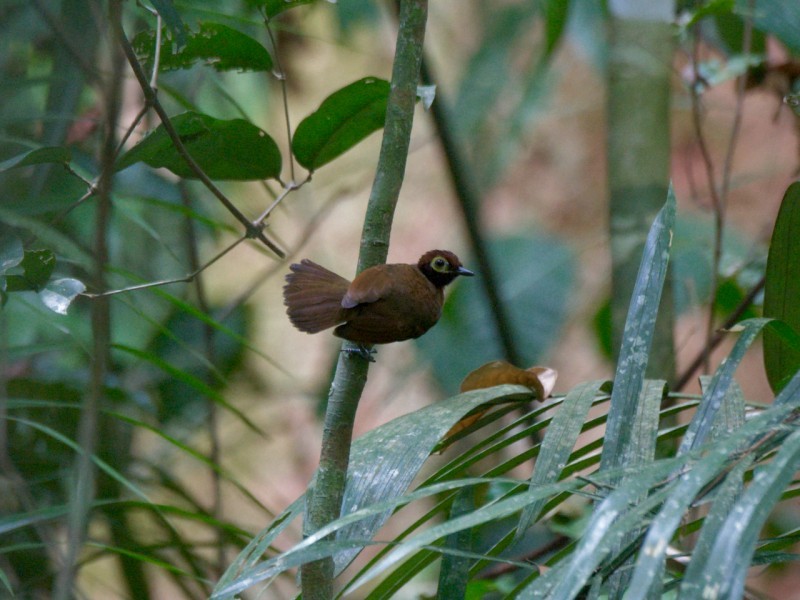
[457,266,475,277]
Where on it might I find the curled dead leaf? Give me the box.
[444,361,558,440]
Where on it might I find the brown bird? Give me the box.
[283,249,473,346]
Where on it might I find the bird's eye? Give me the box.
[431,257,449,272]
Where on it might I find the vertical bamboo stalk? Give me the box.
[300,1,428,597]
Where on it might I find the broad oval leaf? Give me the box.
[39,278,86,315]
[763,182,800,393]
[133,22,272,72]
[0,147,72,173]
[292,77,390,170]
[116,112,282,181]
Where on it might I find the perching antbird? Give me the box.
[283,250,473,347]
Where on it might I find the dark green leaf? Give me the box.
[681,0,735,29]
[679,319,767,455]
[516,380,606,536]
[116,111,282,180]
[764,182,800,393]
[736,0,800,52]
[437,488,475,599]
[149,0,188,47]
[0,230,24,273]
[622,371,800,600]
[600,188,674,474]
[292,77,390,170]
[133,22,272,73]
[214,385,536,597]
[258,0,316,19]
[542,0,572,56]
[713,11,767,55]
[38,278,85,315]
[687,429,800,597]
[0,147,72,173]
[5,249,55,292]
[334,385,534,574]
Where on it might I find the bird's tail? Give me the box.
[283,259,350,333]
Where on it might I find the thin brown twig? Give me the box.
[689,38,724,376]
[675,274,765,391]
[113,17,286,258]
[82,235,249,297]
[690,9,753,375]
[264,13,297,183]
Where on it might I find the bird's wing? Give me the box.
[341,264,402,308]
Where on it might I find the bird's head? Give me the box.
[417,250,474,288]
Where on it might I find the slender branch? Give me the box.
[112,16,285,258]
[82,235,248,297]
[418,55,522,366]
[264,14,297,183]
[691,8,752,374]
[689,39,722,376]
[54,1,124,596]
[675,274,765,391]
[300,1,429,596]
[83,173,307,298]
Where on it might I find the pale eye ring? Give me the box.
[433,257,447,269]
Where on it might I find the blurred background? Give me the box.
[1,0,799,597]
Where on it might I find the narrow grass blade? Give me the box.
[623,369,800,600]
[601,189,675,475]
[681,428,800,598]
[516,380,607,537]
[678,318,768,455]
[335,385,533,573]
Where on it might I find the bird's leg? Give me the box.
[341,343,376,362]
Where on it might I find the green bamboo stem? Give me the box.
[299,1,428,597]
[607,7,676,384]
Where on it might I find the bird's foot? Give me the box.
[342,344,376,362]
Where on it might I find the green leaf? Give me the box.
[600,187,674,474]
[260,0,316,19]
[0,147,72,173]
[763,182,800,393]
[684,429,800,598]
[0,229,24,274]
[542,0,572,56]
[437,488,475,599]
[213,385,536,598]
[116,111,282,180]
[38,278,85,315]
[4,249,55,292]
[736,0,800,53]
[622,371,800,600]
[678,453,754,598]
[292,77,390,170]
[516,380,606,536]
[132,22,273,73]
[679,319,768,455]
[334,385,534,574]
[112,344,264,436]
[149,0,188,47]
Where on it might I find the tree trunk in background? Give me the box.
[607,0,676,383]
